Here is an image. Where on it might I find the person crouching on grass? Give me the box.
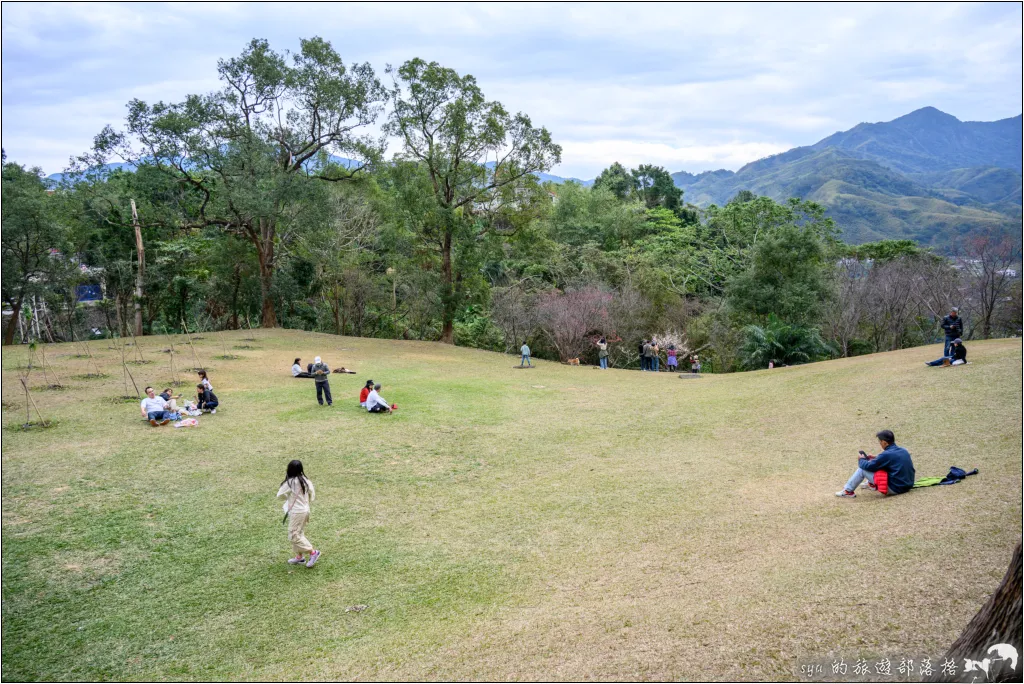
[277,460,321,568]
[836,429,916,498]
[197,383,219,413]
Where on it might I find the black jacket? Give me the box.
[950,343,967,362]
[940,314,963,338]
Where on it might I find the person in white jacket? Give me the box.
[365,384,392,413]
[276,460,320,567]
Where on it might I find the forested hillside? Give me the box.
[3,39,1021,371]
[670,108,1022,248]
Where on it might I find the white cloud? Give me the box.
[560,139,792,175]
[1,1,1020,177]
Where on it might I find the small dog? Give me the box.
[567,358,580,366]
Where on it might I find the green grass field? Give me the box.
[2,330,1021,681]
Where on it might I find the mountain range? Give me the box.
[664,107,1021,248]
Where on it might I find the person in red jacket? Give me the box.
[359,379,373,407]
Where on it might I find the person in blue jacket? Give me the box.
[836,430,916,498]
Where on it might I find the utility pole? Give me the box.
[131,199,144,338]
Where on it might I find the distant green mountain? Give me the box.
[810,107,1022,174]
[671,107,1022,249]
[907,166,1023,209]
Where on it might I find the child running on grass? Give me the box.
[276,460,321,568]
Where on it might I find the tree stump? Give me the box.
[931,541,1022,682]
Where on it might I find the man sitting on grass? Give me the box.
[836,429,916,498]
[140,386,180,426]
[926,338,967,367]
[365,383,392,413]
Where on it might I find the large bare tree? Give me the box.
[958,232,1022,339]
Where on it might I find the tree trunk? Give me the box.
[440,228,455,344]
[331,286,342,336]
[131,200,145,338]
[229,264,241,330]
[254,220,277,329]
[3,297,23,345]
[931,541,1022,682]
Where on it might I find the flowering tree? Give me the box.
[536,287,612,362]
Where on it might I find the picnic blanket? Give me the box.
[173,418,200,428]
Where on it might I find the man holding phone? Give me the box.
[835,429,916,498]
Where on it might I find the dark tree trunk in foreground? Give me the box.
[931,541,1022,682]
[439,229,455,344]
[4,297,23,345]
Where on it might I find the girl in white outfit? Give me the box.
[276,460,320,567]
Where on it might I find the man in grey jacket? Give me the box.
[940,307,964,356]
[310,356,332,406]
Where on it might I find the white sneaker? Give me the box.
[835,490,856,498]
[287,556,306,565]
[210,408,216,414]
[306,550,320,568]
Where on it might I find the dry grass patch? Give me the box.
[2,331,1020,681]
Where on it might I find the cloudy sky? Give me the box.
[2,2,1021,178]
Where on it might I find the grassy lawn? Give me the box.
[2,330,1021,681]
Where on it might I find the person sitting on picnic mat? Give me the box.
[140,386,180,426]
[365,383,393,413]
[292,358,313,378]
[159,388,182,413]
[836,429,916,498]
[926,338,967,367]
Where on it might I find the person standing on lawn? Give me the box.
[197,369,213,392]
[596,337,609,369]
[835,430,916,498]
[277,459,320,568]
[520,342,532,367]
[310,356,332,406]
[651,340,661,372]
[940,307,964,356]
[666,346,678,372]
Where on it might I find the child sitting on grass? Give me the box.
[276,460,320,568]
